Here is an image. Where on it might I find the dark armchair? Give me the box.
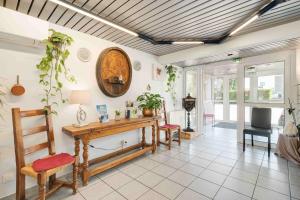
[243,107,272,157]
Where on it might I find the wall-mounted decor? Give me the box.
[165,64,178,105]
[77,47,91,62]
[133,60,142,71]
[96,47,132,97]
[152,64,164,81]
[11,75,25,96]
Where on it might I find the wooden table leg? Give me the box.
[152,125,156,153]
[142,127,146,149]
[82,137,89,186]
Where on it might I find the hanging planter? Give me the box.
[36,29,76,114]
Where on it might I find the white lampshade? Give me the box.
[69,90,91,105]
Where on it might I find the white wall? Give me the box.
[0,11,183,198]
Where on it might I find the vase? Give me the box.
[115,115,121,121]
[142,108,153,117]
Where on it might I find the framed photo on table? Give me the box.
[96,104,109,122]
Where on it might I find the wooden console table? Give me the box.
[62,117,157,186]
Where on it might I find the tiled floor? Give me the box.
[2,126,300,200]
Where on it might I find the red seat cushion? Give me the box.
[32,153,74,172]
[160,124,180,129]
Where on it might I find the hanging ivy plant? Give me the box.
[36,29,76,114]
[165,65,178,105]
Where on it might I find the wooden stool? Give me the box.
[12,106,78,200]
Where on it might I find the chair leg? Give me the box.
[16,173,25,200]
[168,130,171,150]
[243,132,246,152]
[165,130,168,141]
[268,136,271,157]
[48,174,56,190]
[72,158,79,194]
[38,173,46,200]
[251,134,254,146]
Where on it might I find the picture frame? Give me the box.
[152,64,165,81]
[96,104,109,122]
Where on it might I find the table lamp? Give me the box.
[70,90,91,127]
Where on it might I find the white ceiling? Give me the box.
[1,0,300,56]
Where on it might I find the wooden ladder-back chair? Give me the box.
[12,106,78,200]
[156,101,181,150]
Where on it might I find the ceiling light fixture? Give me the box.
[172,41,204,45]
[49,0,138,37]
[229,15,259,36]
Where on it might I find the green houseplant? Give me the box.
[115,109,121,121]
[36,29,76,114]
[136,92,163,117]
[165,65,177,105]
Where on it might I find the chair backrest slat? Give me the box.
[24,142,49,155]
[20,109,46,117]
[23,125,48,136]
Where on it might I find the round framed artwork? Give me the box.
[96,47,132,97]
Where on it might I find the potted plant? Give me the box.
[36,29,76,114]
[136,92,163,117]
[115,110,121,121]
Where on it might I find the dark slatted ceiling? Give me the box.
[1,0,300,56]
[173,38,300,67]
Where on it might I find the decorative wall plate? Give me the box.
[77,48,91,62]
[133,60,141,71]
[96,47,132,97]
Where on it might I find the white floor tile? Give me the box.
[199,169,227,185]
[175,188,210,200]
[120,164,148,178]
[214,157,236,167]
[223,177,255,197]
[138,190,169,200]
[253,186,290,200]
[153,179,185,200]
[214,187,250,200]
[197,152,217,161]
[229,168,258,184]
[101,191,126,200]
[257,176,290,195]
[291,184,300,199]
[188,178,220,198]
[180,163,205,176]
[151,164,176,177]
[164,158,186,169]
[102,171,132,189]
[207,162,232,175]
[79,180,114,200]
[149,154,171,163]
[62,193,85,200]
[118,180,149,200]
[173,152,194,161]
[137,171,164,188]
[190,157,211,168]
[168,170,196,186]
[135,158,161,170]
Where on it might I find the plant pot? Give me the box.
[115,115,121,121]
[142,108,154,117]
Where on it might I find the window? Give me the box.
[213,78,224,120]
[244,62,284,103]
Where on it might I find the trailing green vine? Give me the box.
[165,64,177,105]
[36,29,76,113]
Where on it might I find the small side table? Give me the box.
[275,134,300,165]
